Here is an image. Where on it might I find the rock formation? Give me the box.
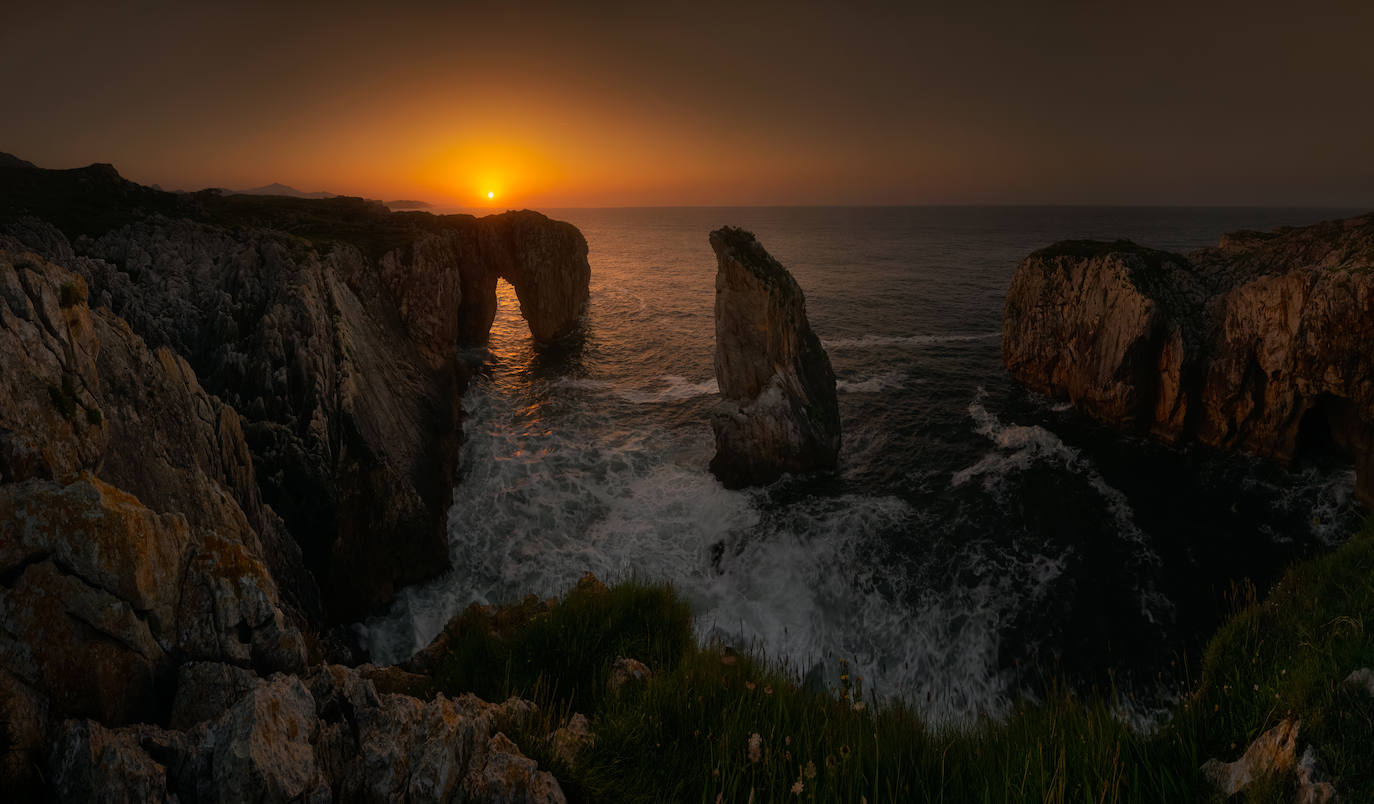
[1,159,591,623]
[1002,212,1374,503]
[708,227,840,487]
[47,665,565,804]
[0,157,589,797]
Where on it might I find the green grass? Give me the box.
[425,524,1374,803]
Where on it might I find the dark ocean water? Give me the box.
[364,206,1364,724]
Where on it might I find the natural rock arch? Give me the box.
[453,210,590,346]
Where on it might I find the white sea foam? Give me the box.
[1244,465,1357,546]
[824,332,1000,350]
[954,389,1170,626]
[361,379,1075,724]
[836,371,908,393]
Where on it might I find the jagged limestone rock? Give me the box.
[708,227,840,487]
[45,665,564,804]
[3,159,591,624]
[1003,212,1374,502]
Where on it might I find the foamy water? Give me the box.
[362,206,1361,723]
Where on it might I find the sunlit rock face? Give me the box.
[708,227,841,487]
[1003,211,1374,502]
[0,244,306,792]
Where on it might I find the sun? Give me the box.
[487,191,495,199]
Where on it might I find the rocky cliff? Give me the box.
[0,158,588,798]
[708,227,840,487]
[1003,212,1374,502]
[1,160,590,623]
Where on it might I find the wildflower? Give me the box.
[746,681,756,691]
[1253,684,1259,691]
[748,732,762,763]
[791,779,804,795]
[852,700,866,712]
[764,685,773,695]
[804,760,817,780]
[784,750,792,761]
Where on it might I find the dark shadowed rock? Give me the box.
[0,152,37,169]
[1003,212,1374,503]
[708,226,840,487]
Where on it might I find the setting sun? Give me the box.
[487,191,495,199]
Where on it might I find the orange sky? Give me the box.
[2,1,1372,208]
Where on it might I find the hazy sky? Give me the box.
[2,1,1371,208]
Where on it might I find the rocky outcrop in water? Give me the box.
[1003,212,1374,503]
[708,227,840,487]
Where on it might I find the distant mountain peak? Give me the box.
[0,152,38,169]
[232,182,336,199]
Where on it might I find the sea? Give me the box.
[362,206,1365,725]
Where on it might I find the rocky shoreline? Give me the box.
[0,157,589,800]
[1003,211,1374,502]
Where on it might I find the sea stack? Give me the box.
[708,227,840,487]
[1002,212,1374,503]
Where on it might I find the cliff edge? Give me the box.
[708,227,840,487]
[0,158,586,798]
[1,160,590,623]
[1003,212,1374,502]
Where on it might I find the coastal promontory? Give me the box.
[1003,212,1374,501]
[0,156,589,799]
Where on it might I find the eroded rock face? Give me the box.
[708,227,840,487]
[0,161,588,799]
[0,245,305,791]
[1003,212,1374,501]
[46,664,564,804]
[6,209,587,622]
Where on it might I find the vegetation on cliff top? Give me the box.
[426,522,1373,802]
